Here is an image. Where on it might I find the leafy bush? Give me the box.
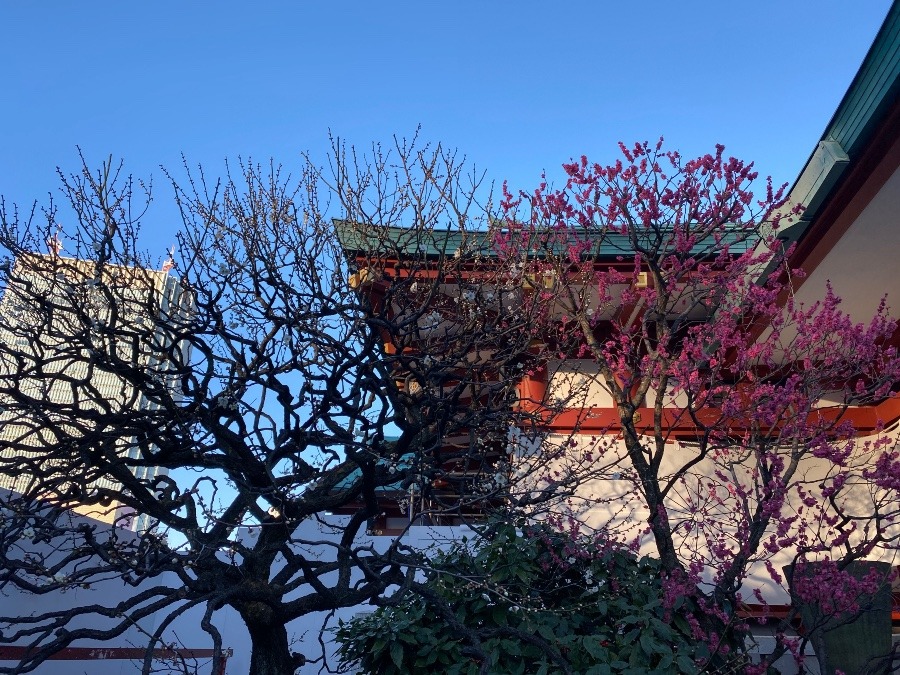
[336,522,728,674]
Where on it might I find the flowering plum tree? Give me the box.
[496,140,900,670]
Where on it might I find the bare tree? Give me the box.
[0,139,572,675]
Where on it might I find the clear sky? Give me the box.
[0,1,894,258]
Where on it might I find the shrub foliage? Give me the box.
[336,521,723,674]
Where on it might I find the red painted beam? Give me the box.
[738,603,900,623]
[540,397,900,436]
[0,646,228,661]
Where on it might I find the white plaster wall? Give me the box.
[791,166,900,325]
[0,514,470,675]
[545,359,614,408]
[526,431,899,608]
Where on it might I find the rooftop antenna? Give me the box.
[161,245,176,273]
[46,227,63,256]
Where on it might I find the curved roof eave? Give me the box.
[765,2,900,270]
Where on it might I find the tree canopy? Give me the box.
[0,138,897,674]
[0,140,571,674]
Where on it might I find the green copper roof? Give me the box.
[822,3,900,158]
[785,2,900,225]
[759,3,899,279]
[334,220,495,258]
[331,452,414,494]
[334,219,754,261]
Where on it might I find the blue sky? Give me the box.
[1,1,894,258]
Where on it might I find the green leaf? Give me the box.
[585,665,611,675]
[583,637,608,660]
[389,641,404,669]
[676,653,696,672]
[657,651,673,670]
[537,623,557,642]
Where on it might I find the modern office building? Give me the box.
[0,251,190,529]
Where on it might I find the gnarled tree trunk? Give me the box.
[242,603,296,675]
